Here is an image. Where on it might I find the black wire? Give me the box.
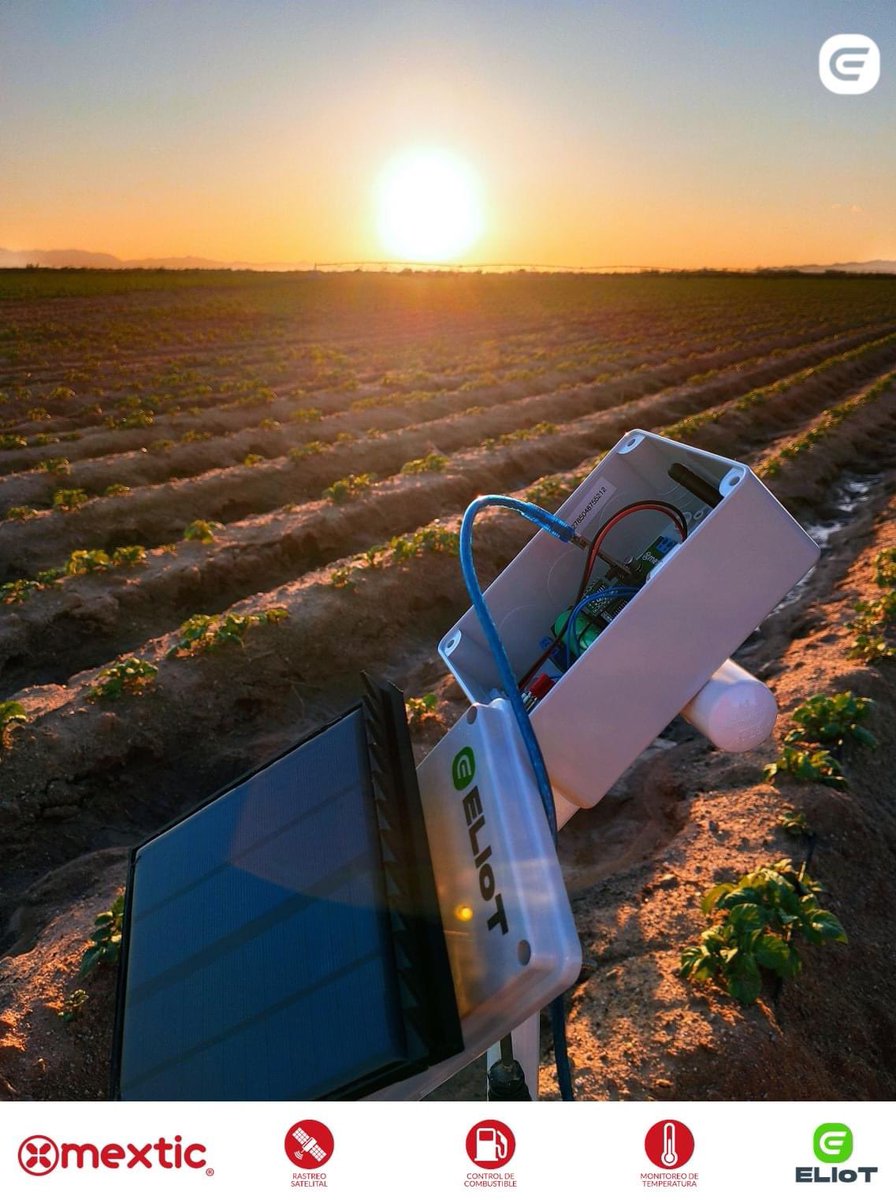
[518,499,689,688]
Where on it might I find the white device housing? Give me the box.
[369,697,581,1099]
[440,429,820,811]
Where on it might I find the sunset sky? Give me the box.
[1,0,894,269]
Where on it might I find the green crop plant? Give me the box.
[0,579,38,604]
[65,548,112,574]
[334,430,356,444]
[405,693,443,730]
[106,409,154,429]
[27,406,50,421]
[328,565,357,589]
[243,452,265,466]
[289,440,327,461]
[401,452,448,475]
[778,808,813,838]
[764,744,846,789]
[79,893,125,977]
[0,700,29,749]
[0,434,27,450]
[59,988,89,1023]
[52,488,89,512]
[169,606,288,656]
[848,594,896,662]
[104,483,131,497]
[387,524,459,562]
[323,472,376,503]
[784,691,876,750]
[183,518,223,543]
[291,406,322,423]
[90,657,158,700]
[171,613,214,653]
[48,385,77,403]
[37,456,71,475]
[525,475,573,508]
[180,429,213,443]
[111,545,147,567]
[873,548,896,588]
[680,859,846,1004]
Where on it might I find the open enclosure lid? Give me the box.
[112,676,462,1100]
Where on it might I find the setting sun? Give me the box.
[375,148,484,263]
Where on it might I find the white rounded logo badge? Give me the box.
[819,34,880,94]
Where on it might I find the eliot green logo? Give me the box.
[451,747,476,790]
[814,1124,853,1164]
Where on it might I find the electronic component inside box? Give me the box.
[440,429,820,812]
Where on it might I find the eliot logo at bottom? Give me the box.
[796,1123,877,1184]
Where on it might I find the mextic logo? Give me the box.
[819,35,880,94]
[17,1134,208,1175]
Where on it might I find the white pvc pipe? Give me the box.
[681,658,777,752]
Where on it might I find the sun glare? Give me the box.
[376,148,484,263]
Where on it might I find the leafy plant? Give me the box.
[104,482,130,497]
[328,566,357,589]
[401,452,448,475]
[763,745,846,789]
[52,487,89,512]
[778,808,813,838]
[79,893,125,977]
[387,524,459,562]
[785,691,876,750]
[289,441,326,461]
[59,989,89,1023]
[0,433,27,450]
[848,594,896,662]
[873,548,896,589]
[0,699,29,748]
[5,505,40,520]
[291,406,322,423]
[37,456,71,475]
[405,693,443,729]
[183,518,223,543]
[243,452,264,466]
[680,859,846,1004]
[89,657,158,699]
[65,548,112,574]
[323,473,376,503]
[111,544,146,567]
[169,607,287,655]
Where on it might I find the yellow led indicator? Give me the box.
[454,904,474,922]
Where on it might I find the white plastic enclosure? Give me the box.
[369,698,581,1099]
[440,429,820,811]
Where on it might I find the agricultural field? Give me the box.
[0,268,895,1101]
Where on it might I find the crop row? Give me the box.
[4,323,896,584]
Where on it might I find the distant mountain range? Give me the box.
[1,247,895,274]
[0,247,313,271]
[782,259,896,274]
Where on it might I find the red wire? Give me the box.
[517,500,689,689]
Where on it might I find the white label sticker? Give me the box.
[570,479,617,529]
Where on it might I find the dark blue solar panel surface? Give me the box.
[118,710,406,1099]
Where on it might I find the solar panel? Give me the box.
[112,677,462,1100]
